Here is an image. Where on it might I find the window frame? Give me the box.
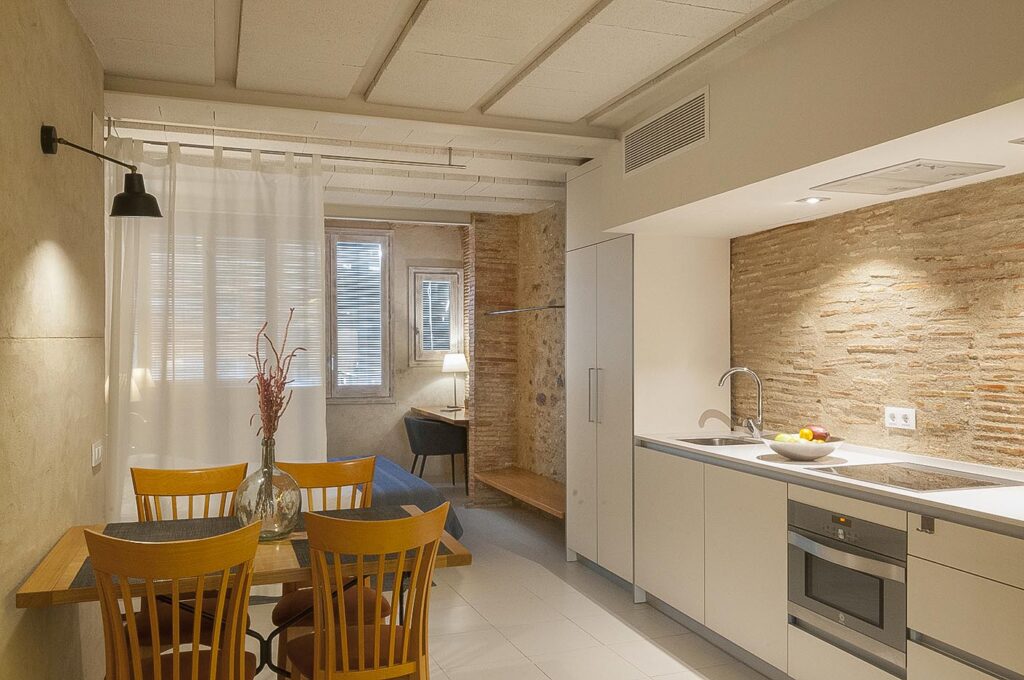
[325,226,393,403]
[408,266,464,367]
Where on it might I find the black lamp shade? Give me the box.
[110,172,162,218]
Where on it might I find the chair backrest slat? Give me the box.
[85,522,260,680]
[278,457,376,512]
[131,464,248,522]
[304,503,448,678]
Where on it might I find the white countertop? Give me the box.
[637,431,1024,535]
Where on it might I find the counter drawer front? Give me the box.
[788,625,897,680]
[908,642,1005,680]
[908,513,1024,588]
[788,485,906,530]
[908,556,1024,676]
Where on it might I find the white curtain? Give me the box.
[105,138,326,521]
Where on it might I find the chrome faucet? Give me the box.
[718,367,764,439]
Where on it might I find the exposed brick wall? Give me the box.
[463,207,567,499]
[516,206,567,483]
[731,173,1024,469]
[465,214,520,501]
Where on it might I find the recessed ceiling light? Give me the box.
[796,196,830,205]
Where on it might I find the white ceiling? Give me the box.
[614,98,1024,238]
[69,0,788,125]
[235,0,410,99]
[69,0,216,84]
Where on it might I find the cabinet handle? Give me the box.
[917,516,935,534]
[588,368,596,423]
[594,368,602,424]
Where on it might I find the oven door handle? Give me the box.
[788,530,906,583]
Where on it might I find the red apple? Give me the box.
[808,425,830,441]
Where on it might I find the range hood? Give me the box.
[811,158,1004,195]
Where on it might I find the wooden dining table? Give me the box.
[16,504,472,609]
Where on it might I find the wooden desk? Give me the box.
[16,505,471,609]
[411,406,469,427]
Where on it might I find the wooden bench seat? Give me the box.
[474,467,566,519]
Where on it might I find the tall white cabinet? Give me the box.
[566,235,634,582]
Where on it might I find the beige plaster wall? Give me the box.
[731,173,1024,469]
[0,0,108,677]
[325,222,464,479]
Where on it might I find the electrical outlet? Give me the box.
[91,440,103,467]
[885,406,916,430]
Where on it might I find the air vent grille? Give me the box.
[624,90,708,174]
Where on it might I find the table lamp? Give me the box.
[442,353,468,410]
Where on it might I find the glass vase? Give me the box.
[234,438,302,541]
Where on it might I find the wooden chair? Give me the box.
[286,504,449,680]
[85,522,261,680]
[131,464,249,521]
[272,457,386,678]
[129,464,249,649]
[278,457,376,511]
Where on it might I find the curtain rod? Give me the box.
[108,138,468,170]
[485,304,565,316]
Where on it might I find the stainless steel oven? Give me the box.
[788,500,908,677]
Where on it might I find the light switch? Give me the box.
[885,406,916,430]
[91,440,103,467]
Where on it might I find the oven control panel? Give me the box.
[788,500,908,561]
[825,515,858,542]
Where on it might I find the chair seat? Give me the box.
[142,649,257,680]
[134,597,248,647]
[286,627,416,676]
[272,585,392,627]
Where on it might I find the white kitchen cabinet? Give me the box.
[908,555,1024,676]
[705,465,788,671]
[908,512,1024,589]
[789,625,895,680]
[634,447,704,622]
[908,642,996,680]
[565,235,633,582]
[566,244,598,560]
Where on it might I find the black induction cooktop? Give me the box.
[815,462,1022,493]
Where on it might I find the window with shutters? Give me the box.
[408,267,463,366]
[146,233,322,387]
[326,228,392,401]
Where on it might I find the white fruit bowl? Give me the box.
[764,437,843,461]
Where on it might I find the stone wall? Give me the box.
[516,206,567,482]
[464,206,567,497]
[0,0,108,676]
[731,173,1024,469]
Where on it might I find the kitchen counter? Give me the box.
[637,432,1024,538]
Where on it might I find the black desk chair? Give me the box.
[404,415,469,493]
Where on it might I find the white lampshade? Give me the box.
[442,352,469,373]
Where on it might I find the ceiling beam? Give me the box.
[363,0,431,102]
[477,0,616,117]
[583,0,793,125]
[103,77,618,144]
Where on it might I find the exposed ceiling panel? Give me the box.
[236,0,406,98]
[367,0,593,112]
[67,0,216,84]
[488,0,773,122]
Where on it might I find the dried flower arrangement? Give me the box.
[249,307,305,441]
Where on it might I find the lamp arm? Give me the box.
[57,137,138,173]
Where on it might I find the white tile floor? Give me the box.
[250,489,769,680]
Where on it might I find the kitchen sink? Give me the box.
[676,437,759,446]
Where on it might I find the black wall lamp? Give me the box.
[40,125,162,217]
